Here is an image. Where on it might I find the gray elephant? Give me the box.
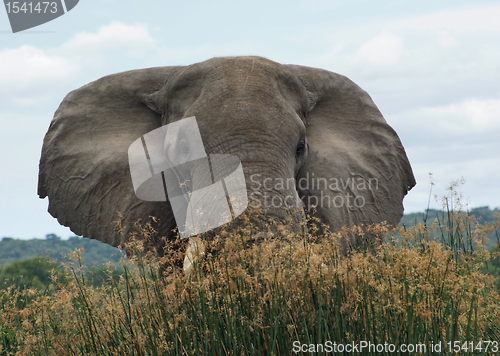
[38,56,415,262]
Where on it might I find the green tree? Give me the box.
[0,257,61,290]
[44,233,61,240]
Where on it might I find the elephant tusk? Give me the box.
[183,236,205,274]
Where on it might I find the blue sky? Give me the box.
[1,0,499,239]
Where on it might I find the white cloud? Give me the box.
[61,22,155,54]
[299,0,361,12]
[0,46,78,106]
[0,46,77,89]
[0,22,158,107]
[406,99,500,134]
[436,31,457,48]
[392,5,500,33]
[450,99,500,128]
[309,4,500,117]
[403,152,500,213]
[389,96,500,214]
[355,31,403,66]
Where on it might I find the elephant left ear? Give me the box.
[285,65,416,230]
[38,66,183,247]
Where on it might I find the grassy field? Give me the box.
[1,199,499,355]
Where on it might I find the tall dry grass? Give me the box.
[1,193,500,355]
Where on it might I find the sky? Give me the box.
[0,0,499,239]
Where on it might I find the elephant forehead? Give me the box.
[217,58,307,102]
[165,60,307,135]
[169,57,306,105]
[190,97,306,143]
[201,56,284,78]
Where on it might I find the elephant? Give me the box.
[38,56,416,266]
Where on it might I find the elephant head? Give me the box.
[38,56,415,260]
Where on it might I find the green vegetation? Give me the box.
[0,236,125,291]
[0,234,122,268]
[0,257,62,291]
[400,206,500,250]
[0,257,124,291]
[401,206,500,227]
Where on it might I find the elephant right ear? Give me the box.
[38,66,183,247]
[286,65,416,231]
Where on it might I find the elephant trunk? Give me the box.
[246,176,306,234]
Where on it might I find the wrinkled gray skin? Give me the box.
[38,56,415,258]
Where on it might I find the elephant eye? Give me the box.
[177,140,190,162]
[296,140,306,160]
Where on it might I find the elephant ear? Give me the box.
[38,66,183,247]
[286,65,416,231]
